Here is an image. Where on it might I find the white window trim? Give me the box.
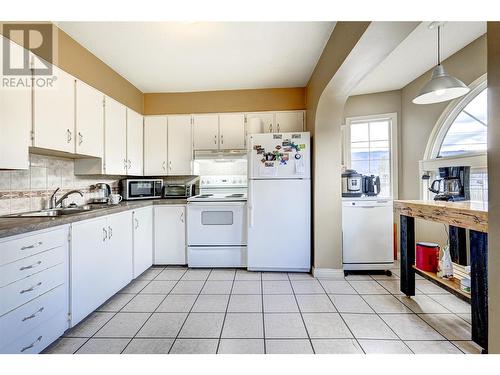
[424,74,487,160]
[344,112,398,199]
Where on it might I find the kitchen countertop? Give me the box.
[394,199,488,233]
[0,199,187,239]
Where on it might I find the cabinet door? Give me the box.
[193,114,219,150]
[168,115,192,175]
[106,211,133,294]
[246,112,274,135]
[126,109,144,176]
[104,96,127,175]
[144,116,168,175]
[219,113,245,149]
[0,37,30,169]
[154,206,186,265]
[70,217,108,325]
[275,111,304,133]
[75,80,104,158]
[33,65,75,153]
[132,207,153,278]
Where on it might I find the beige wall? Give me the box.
[344,89,402,123]
[487,22,500,354]
[0,22,144,113]
[144,87,305,115]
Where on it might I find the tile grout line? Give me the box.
[319,278,366,354]
[215,269,237,354]
[287,274,315,354]
[167,268,213,354]
[260,271,266,354]
[118,266,189,354]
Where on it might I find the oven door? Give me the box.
[187,202,247,246]
[127,180,159,199]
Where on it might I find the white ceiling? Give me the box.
[57,22,335,93]
[351,22,486,96]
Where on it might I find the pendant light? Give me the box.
[413,22,470,105]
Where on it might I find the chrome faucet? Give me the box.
[49,188,84,209]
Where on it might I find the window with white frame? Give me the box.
[345,113,398,198]
[420,75,488,203]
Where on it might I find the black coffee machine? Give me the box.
[428,166,470,201]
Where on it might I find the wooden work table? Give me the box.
[394,200,488,353]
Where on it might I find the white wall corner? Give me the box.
[312,267,345,279]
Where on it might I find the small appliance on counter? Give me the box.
[342,169,382,198]
[428,166,470,201]
[341,169,363,197]
[163,182,196,199]
[120,178,163,200]
[89,183,111,204]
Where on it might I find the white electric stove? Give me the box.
[187,175,248,268]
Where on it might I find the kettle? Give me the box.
[90,183,111,204]
[363,175,381,196]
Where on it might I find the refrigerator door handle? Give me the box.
[248,184,254,228]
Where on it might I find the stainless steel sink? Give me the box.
[2,205,96,218]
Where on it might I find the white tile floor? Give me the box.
[44,261,482,354]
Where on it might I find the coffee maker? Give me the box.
[428,166,470,201]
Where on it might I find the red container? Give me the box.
[416,242,440,272]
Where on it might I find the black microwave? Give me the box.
[120,179,163,200]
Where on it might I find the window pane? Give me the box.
[438,88,487,157]
[351,123,369,142]
[351,160,370,175]
[369,121,390,141]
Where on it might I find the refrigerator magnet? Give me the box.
[253,145,261,150]
[292,134,301,139]
[264,161,275,167]
[275,145,281,150]
[273,134,283,139]
[282,140,291,147]
[281,153,290,162]
[299,144,306,150]
[283,146,292,152]
[261,158,266,163]
[295,153,302,160]
[256,148,264,154]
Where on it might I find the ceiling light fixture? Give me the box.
[413,22,470,105]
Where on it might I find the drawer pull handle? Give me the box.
[134,218,139,229]
[20,261,42,271]
[22,307,44,322]
[20,282,42,294]
[102,227,107,242]
[20,242,43,251]
[108,226,113,239]
[21,336,42,353]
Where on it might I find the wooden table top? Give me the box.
[394,200,488,233]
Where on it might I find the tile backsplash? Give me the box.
[0,154,119,215]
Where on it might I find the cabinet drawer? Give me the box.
[0,263,66,316]
[0,246,66,288]
[0,310,68,354]
[0,227,68,266]
[0,284,68,349]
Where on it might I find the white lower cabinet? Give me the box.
[70,211,133,326]
[132,206,153,278]
[154,205,186,265]
[0,226,69,354]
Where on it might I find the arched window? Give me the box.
[438,88,487,157]
[420,75,488,202]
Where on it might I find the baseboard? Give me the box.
[312,267,344,279]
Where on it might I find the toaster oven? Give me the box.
[163,183,196,198]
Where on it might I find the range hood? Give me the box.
[194,150,248,160]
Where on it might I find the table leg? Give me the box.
[449,225,467,266]
[400,215,415,296]
[470,229,488,353]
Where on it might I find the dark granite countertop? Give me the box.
[0,199,187,239]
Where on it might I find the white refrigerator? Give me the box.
[247,132,311,272]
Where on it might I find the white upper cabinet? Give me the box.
[75,80,104,158]
[193,114,219,150]
[104,96,127,175]
[219,113,245,149]
[167,115,192,175]
[275,111,304,133]
[0,37,30,169]
[126,109,144,176]
[246,112,275,135]
[144,116,168,175]
[33,65,75,153]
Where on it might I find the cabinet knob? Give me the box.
[67,129,72,143]
[20,336,42,353]
[102,227,107,242]
[162,161,166,171]
[269,124,272,133]
[277,123,280,132]
[169,161,172,170]
[78,132,83,145]
[108,226,113,239]
[134,218,139,229]
[180,212,184,223]
[214,135,217,144]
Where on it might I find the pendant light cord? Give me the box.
[437,25,441,65]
